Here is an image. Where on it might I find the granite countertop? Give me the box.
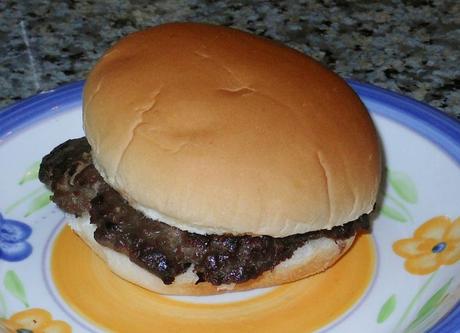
[1,0,459,118]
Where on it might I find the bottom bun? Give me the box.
[68,215,354,295]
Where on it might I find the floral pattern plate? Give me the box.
[0,80,459,333]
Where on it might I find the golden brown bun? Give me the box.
[83,23,381,237]
[69,215,354,295]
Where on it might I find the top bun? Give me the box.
[83,23,381,237]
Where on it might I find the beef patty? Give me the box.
[39,138,369,286]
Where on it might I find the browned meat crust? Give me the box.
[39,138,368,285]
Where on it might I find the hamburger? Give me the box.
[39,23,381,295]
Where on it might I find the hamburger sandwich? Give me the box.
[39,23,381,295]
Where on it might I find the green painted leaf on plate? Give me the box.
[381,204,409,222]
[24,191,51,216]
[4,270,28,307]
[389,171,418,204]
[404,278,453,332]
[416,278,452,320]
[5,187,43,214]
[377,294,397,323]
[18,162,41,185]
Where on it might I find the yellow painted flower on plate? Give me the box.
[1,308,71,333]
[393,216,460,275]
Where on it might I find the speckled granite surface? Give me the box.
[1,0,459,118]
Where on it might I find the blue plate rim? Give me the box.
[0,80,459,332]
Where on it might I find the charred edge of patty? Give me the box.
[90,187,368,285]
[39,137,370,286]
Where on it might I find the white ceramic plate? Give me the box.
[0,81,459,333]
